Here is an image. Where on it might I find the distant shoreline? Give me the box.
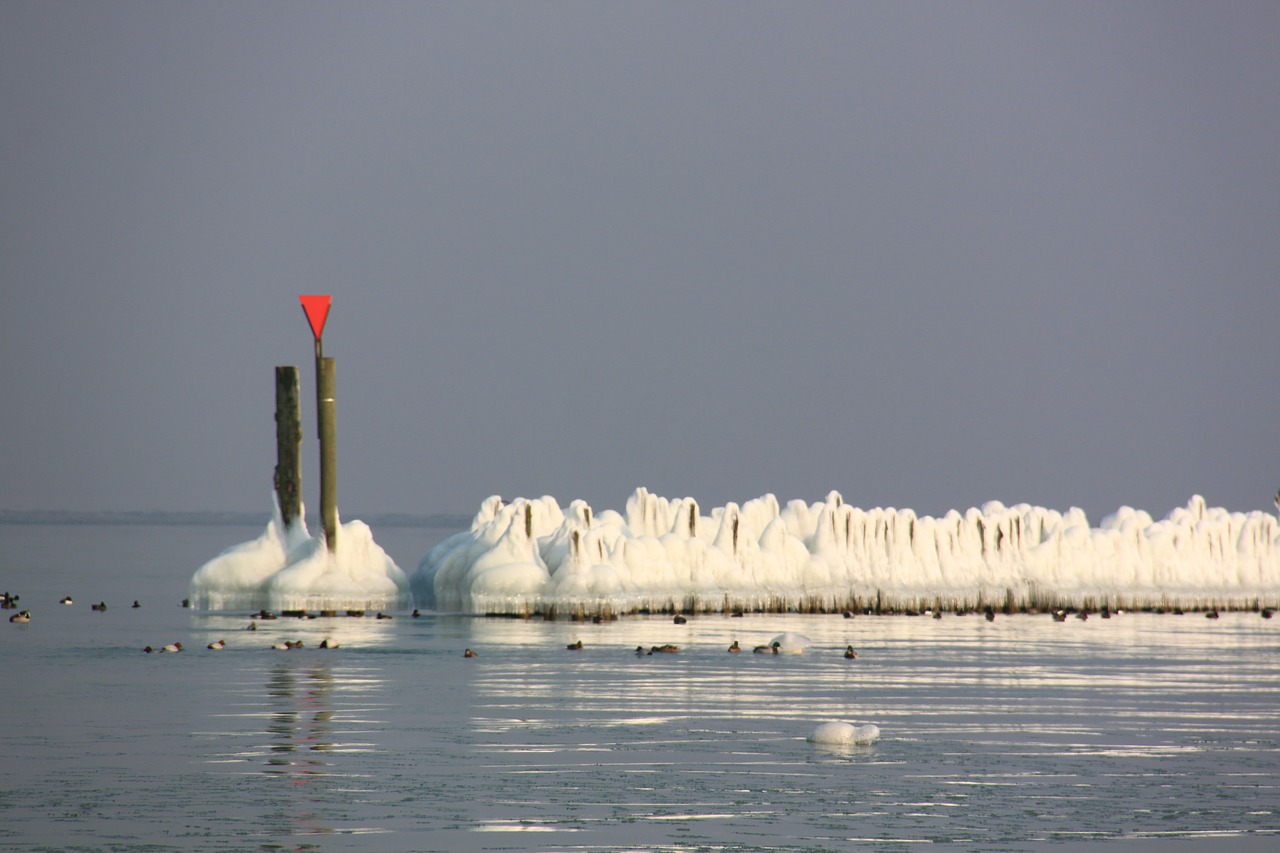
[0,509,470,528]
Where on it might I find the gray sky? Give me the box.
[2,1,1277,522]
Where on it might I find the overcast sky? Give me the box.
[2,1,1277,523]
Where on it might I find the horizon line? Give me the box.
[0,509,472,528]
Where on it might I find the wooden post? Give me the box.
[273,366,301,528]
[317,355,338,552]
[299,295,336,552]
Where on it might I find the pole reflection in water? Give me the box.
[263,663,337,842]
[265,664,334,775]
[202,652,391,848]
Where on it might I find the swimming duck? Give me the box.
[753,641,781,654]
[376,612,393,620]
[1205,610,1220,619]
[728,640,741,653]
[161,642,183,653]
[673,615,687,624]
[60,596,73,605]
[844,645,858,659]
[9,609,31,623]
[650,644,679,654]
[207,639,226,650]
[132,601,140,609]
[463,648,477,658]
[246,621,258,631]
[567,640,584,650]
[143,645,154,653]
[319,638,338,649]
[91,601,107,612]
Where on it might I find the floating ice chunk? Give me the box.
[810,722,881,745]
[768,632,811,653]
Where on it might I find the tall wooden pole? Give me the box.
[273,366,301,528]
[300,295,336,552]
[317,347,338,552]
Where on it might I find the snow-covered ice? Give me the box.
[411,489,1280,614]
[189,501,409,611]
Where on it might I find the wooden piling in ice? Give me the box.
[300,295,337,553]
[317,355,337,553]
[273,366,301,528]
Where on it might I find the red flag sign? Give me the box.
[299,295,332,341]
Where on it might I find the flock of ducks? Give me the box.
[3,591,349,651]
[138,636,343,652]
[5,591,140,621]
[8,589,1273,655]
[459,638,861,659]
[3,592,29,623]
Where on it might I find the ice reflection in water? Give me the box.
[45,609,1268,853]
[448,612,1280,851]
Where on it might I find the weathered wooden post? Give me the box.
[300,295,337,552]
[273,365,301,528]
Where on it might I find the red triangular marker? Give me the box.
[299,295,332,341]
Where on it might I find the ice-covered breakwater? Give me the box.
[411,489,1280,615]
[189,503,410,611]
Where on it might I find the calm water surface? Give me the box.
[1,523,1278,852]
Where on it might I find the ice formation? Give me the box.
[411,489,1280,615]
[810,722,881,746]
[189,501,410,611]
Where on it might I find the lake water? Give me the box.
[2,522,1278,852]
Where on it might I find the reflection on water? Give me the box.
[3,579,1276,852]
[265,665,335,772]
[445,612,1280,851]
[262,664,336,842]
[201,653,392,847]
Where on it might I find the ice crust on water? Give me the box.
[411,489,1280,614]
[189,501,410,611]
